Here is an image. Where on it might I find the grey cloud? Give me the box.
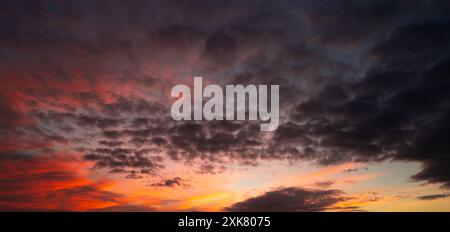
[150,177,187,188]
[416,194,450,201]
[2,0,450,189]
[313,180,336,189]
[225,187,349,212]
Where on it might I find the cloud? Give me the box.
[343,168,366,173]
[225,187,350,212]
[91,204,157,212]
[313,180,336,189]
[416,194,450,201]
[0,152,125,211]
[83,148,164,174]
[299,0,402,46]
[271,20,450,187]
[150,177,187,187]
[1,1,450,212]
[0,184,124,211]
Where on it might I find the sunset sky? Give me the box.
[1,0,450,212]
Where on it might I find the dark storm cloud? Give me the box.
[272,19,450,187]
[2,0,450,190]
[299,0,403,46]
[225,187,349,212]
[370,22,450,70]
[167,121,258,156]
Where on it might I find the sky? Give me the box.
[1,0,450,211]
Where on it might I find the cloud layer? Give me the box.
[1,0,450,210]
